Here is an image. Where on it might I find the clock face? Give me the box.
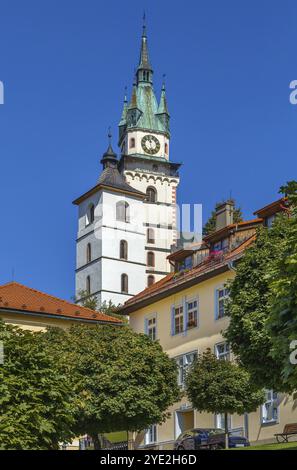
[141,134,161,155]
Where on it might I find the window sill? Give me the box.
[261,419,279,426]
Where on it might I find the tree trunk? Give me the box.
[224,412,229,449]
[91,434,101,450]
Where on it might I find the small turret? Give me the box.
[156,80,170,133]
[100,129,118,169]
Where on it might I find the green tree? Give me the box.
[0,321,74,450]
[224,214,290,391]
[43,324,180,449]
[224,182,296,393]
[185,350,264,448]
[267,182,297,390]
[73,289,100,310]
[73,291,123,321]
[203,200,243,236]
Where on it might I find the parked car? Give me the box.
[174,428,250,450]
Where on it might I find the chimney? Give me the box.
[215,200,234,231]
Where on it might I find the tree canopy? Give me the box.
[225,181,297,392]
[0,321,74,450]
[185,350,264,447]
[43,324,180,448]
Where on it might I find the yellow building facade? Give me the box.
[120,200,297,449]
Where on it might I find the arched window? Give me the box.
[86,243,91,263]
[129,138,135,149]
[165,142,168,154]
[121,273,128,293]
[147,228,155,244]
[147,275,155,287]
[147,251,155,267]
[146,187,157,203]
[86,275,91,295]
[120,240,128,260]
[86,203,95,226]
[116,201,130,223]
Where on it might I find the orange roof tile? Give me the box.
[0,282,122,324]
[121,235,256,312]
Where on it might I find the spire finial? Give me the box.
[142,11,146,36]
[108,126,112,143]
[162,73,166,90]
[124,86,128,103]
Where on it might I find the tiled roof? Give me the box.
[0,282,122,324]
[253,197,287,218]
[203,218,263,243]
[121,235,256,313]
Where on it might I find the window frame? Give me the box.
[116,201,130,223]
[121,273,128,294]
[147,275,155,287]
[86,275,91,295]
[144,425,157,445]
[86,243,92,264]
[147,228,155,244]
[145,186,157,204]
[176,351,198,387]
[120,240,128,260]
[261,390,279,425]
[186,298,199,330]
[145,314,157,341]
[215,286,229,320]
[147,251,155,267]
[215,342,230,361]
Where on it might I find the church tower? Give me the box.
[73,132,146,307]
[118,20,181,285]
[73,20,181,307]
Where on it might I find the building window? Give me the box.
[177,255,193,272]
[165,142,168,154]
[147,251,155,267]
[86,203,95,226]
[86,243,92,263]
[176,352,197,387]
[86,275,91,295]
[215,287,229,319]
[187,300,198,330]
[121,273,128,293]
[145,315,157,341]
[129,137,135,149]
[120,240,128,260]
[266,215,275,228]
[147,228,155,244]
[173,306,184,335]
[147,275,155,287]
[144,425,157,445]
[261,390,279,424]
[116,201,130,223]
[145,187,157,203]
[215,342,230,361]
[215,413,232,430]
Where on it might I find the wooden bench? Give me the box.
[275,423,297,443]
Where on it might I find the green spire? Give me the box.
[157,80,169,115]
[156,79,170,133]
[136,13,153,85]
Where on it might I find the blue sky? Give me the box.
[0,0,296,300]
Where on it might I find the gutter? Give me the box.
[0,307,123,326]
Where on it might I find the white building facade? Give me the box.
[73,23,181,307]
